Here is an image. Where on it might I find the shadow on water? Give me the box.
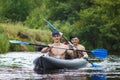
[33,68,108,80]
[34,69,88,80]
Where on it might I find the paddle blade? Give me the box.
[84,58,101,68]
[91,49,108,58]
[9,40,30,45]
[91,63,101,68]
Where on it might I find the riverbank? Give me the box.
[0,22,51,53]
[0,22,119,54]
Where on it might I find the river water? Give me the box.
[0,52,119,80]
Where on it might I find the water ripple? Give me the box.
[0,52,119,80]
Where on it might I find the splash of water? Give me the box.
[0,52,41,68]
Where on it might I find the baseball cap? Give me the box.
[52,30,60,36]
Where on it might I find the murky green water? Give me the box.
[0,52,120,80]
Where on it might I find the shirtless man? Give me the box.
[41,30,73,59]
[70,36,88,58]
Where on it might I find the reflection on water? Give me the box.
[0,52,120,80]
[90,71,107,80]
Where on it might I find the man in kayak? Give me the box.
[41,30,74,59]
[70,35,88,58]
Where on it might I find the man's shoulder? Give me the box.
[78,44,85,48]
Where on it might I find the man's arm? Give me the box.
[41,44,52,53]
[65,45,74,57]
[80,45,88,58]
[41,47,50,53]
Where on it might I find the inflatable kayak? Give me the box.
[33,55,88,72]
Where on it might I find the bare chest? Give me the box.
[50,46,67,56]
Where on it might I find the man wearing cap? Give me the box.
[41,30,73,59]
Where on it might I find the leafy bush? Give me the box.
[0,33,10,53]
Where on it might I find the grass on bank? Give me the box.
[0,22,52,53]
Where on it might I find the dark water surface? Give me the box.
[0,52,120,80]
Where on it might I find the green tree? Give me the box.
[72,0,120,53]
[0,0,32,22]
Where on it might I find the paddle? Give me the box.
[44,19,74,47]
[9,40,108,59]
[44,19,108,67]
[84,58,101,67]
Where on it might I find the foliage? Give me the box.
[0,0,32,22]
[0,0,119,54]
[0,33,9,53]
[0,26,9,53]
[67,0,120,53]
[0,23,51,53]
